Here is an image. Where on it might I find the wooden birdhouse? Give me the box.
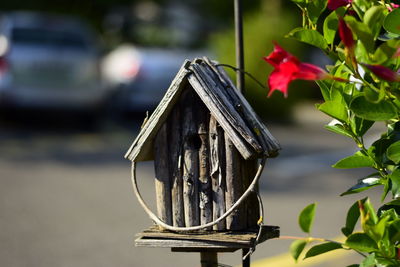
[125,57,280,234]
[126,58,280,267]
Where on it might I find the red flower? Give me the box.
[328,0,352,10]
[339,17,355,50]
[264,43,332,97]
[388,2,400,11]
[362,63,400,82]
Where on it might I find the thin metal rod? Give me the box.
[234,0,245,94]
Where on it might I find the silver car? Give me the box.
[0,12,107,111]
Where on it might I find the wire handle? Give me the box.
[130,157,267,232]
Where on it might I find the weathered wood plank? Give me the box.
[138,225,280,242]
[196,98,212,228]
[225,134,246,231]
[135,238,251,249]
[125,61,191,162]
[209,116,226,231]
[167,105,185,227]
[153,123,172,227]
[138,226,256,243]
[181,89,200,226]
[135,225,280,249]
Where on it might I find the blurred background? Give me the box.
[0,0,383,266]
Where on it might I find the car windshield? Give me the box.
[11,27,89,51]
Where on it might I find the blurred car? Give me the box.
[0,12,107,112]
[101,44,207,112]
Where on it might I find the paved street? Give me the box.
[0,106,384,267]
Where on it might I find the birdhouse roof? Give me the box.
[125,57,280,162]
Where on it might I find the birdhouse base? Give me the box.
[135,225,279,252]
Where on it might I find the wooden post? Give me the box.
[201,251,218,267]
[225,134,246,230]
[182,89,200,226]
[197,99,212,228]
[168,105,185,227]
[210,116,226,231]
[153,123,172,227]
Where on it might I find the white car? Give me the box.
[101,44,208,112]
[0,12,107,112]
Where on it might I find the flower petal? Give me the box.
[296,63,329,80]
[327,0,352,10]
[362,63,400,82]
[264,42,298,67]
[339,17,355,50]
[268,60,298,97]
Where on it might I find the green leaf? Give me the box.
[323,11,337,45]
[360,253,376,267]
[345,233,378,253]
[363,84,385,103]
[316,80,331,101]
[346,265,360,267]
[299,203,317,234]
[325,124,353,138]
[353,0,373,13]
[340,176,382,196]
[387,141,400,164]
[350,96,397,121]
[383,199,400,207]
[361,198,378,224]
[364,6,387,39]
[354,41,370,64]
[323,7,345,44]
[290,239,307,261]
[333,151,374,169]
[369,215,390,242]
[318,101,348,122]
[351,116,374,137]
[345,16,375,53]
[287,28,328,50]
[291,0,308,8]
[368,138,391,165]
[304,242,342,259]
[383,8,400,35]
[378,31,400,41]
[373,40,400,64]
[342,200,363,237]
[308,0,327,24]
[389,168,400,198]
[381,179,390,202]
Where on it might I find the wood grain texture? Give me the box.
[224,134,246,231]
[135,225,280,249]
[196,97,212,229]
[209,116,226,231]
[153,123,172,227]
[181,89,200,226]
[168,105,185,227]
